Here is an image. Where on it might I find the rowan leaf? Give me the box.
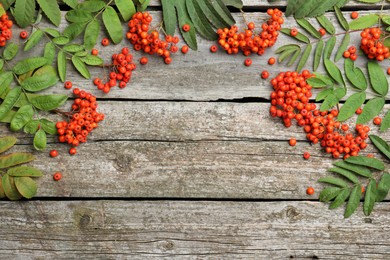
[57,50,66,82]
[316,88,332,101]
[39,118,57,135]
[44,28,60,38]
[307,77,328,88]
[13,57,48,75]
[367,61,388,97]
[3,42,19,60]
[8,166,43,177]
[21,69,58,92]
[136,0,150,11]
[14,176,37,199]
[63,22,86,41]
[23,120,40,134]
[187,0,218,40]
[363,179,377,216]
[313,73,334,86]
[318,176,349,188]
[0,136,16,154]
[357,97,385,124]
[349,14,379,30]
[63,0,78,9]
[43,42,56,65]
[78,0,106,12]
[323,36,336,59]
[161,0,177,35]
[115,0,136,21]
[81,54,103,66]
[345,155,385,171]
[369,135,390,160]
[288,49,301,66]
[14,0,35,28]
[221,0,243,8]
[210,0,235,27]
[174,0,197,50]
[296,43,312,72]
[380,110,390,132]
[10,105,34,132]
[0,176,5,198]
[333,161,372,178]
[313,40,324,71]
[278,48,298,63]
[324,59,344,85]
[344,185,361,218]
[285,0,306,17]
[31,94,68,111]
[337,92,366,122]
[280,28,310,43]
[102,6,123,44]
[296,18,321,38]
[329,188,350,209]
[294,0,339,18]
[316,15,335,35]
[52,36,70,45]
[2,175,22,200]
[72,56,90,79]
[0,87,22,121]
[319,187,341,202]
[376,173,390,202]
[334,6,349,31]
[320,93,339,111]
[344,58,367,90]
[37,0,61,27]
[0,152,34,168]
[33,129,46,151]
[84,19,100,50]
[328,167,359,184]
[0,71,14,97]
[334,33,350,62]
[66,9,93,23]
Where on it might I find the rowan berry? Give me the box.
[268,57,276,65]
[303,152,310,160]
[210,45,218,53]
[351,11,359,19]
[290,28,298,37]
[69,147,77,155]
[182,24,191,32]
[356,108,362,114]
[319,28,326,36]
[343,51,351,58]
[387,68,390,75]
[244,58,252,66]
[306,187,315,195]
[289,138,297,146]
[101,38,110,46]
[361,186,365,193]
[140,57,148,65]
[53,172,62,181]
[261,70,269,79]
[181,45,189,54]
[91,48,99,56]
[49,150,58,157]
[20,31,28,39]
[64,81,73,89]
[373,117,382,125]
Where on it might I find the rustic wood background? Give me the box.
[1,1,390,259]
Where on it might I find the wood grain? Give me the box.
[1,200,389,259]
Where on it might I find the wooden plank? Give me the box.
[0,200,389,258]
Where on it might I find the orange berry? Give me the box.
[319,28,326,36]
[351,11,359,19]
[289,138,297,146]
[139,57,148,65]
[306,187,315,195]
[244,58,252,67]
[210,45,218,53]
[373,117,382,125]
[268,57,276,65]
[261,70,269,79]
[182,24,190,32]
[290,28,298,37]
[91,48,98,56]
[181,45,189,54]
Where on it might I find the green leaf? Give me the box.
[349,14,379,30]
[357,97,385,125]
[21,69,58,92]
[0,136,17,153]
[329,188,350,209]
[2,175,22,200]
[367,61,388,97]
[334,6,349,31]
[381,110,390,132]
[44,28,60,38]
[43,42,56,65]
[0,71,14,97]
[63,0,78,9]
[316,88,332,101]
[0,152,34,168]
[0,59,4,70]
[314,73,334,86]
[334,87,346,99]
[63,22,87,41]
[313,40,324,71]
[295,18,321,38]
[221,0,243,8]
[307,77,328,88]
[275,44,300,54]
[0,176,5,198]
[37,0,61,27]
[102,6,123,44]
[280,28,310,43]
[318,176,349,188]
[333,161,372,178]
[320,93,339,111]
[344,58,367,90]
[376,173,390,202]
[75,51,88,57]
[14,0,35,28]
[14,176,37,199]
[337,92,366,122]
[38,119,56,135]
[0,0,15,11]
[8,166,43,177]
[278,48,298,63]
[52,36,70,45]
[209,0,235,27]
[137,0,150,11]
[363,179,376,216]
[81,54,103,66]
[161,0,177,35]
[33,129,46,151]
[334,33,350,62]
[285,0,306,17]
[323,36,336,60]
[0,87,22,120]
[66,9,93,23]
[84,19,100,50]
[57,51,66,82]
[10,105,34,131]
[344,185,361,218]
[174,0,197,50]
[316,15,335,35]
[13,57,48,75]
[369,135,390,160]
[31,94,67,111]
[319,187,341,202]
[3,42,19,60]
[288,49,301,66]
[345,155,385,171]
[294,0,339,18]
[72,56,90,79]
[78,0,106,12]
[328,167,359,184]
[115,0,136,21]
[24,120,40,134]
[187,0,218,40]
[62,44,84,53]
[296,43,312,72]
[324,59,344,85]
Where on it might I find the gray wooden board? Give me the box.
[0,200,389,259]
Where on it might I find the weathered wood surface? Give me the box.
[1,200,390,259]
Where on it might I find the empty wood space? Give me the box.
[1,1,389,259]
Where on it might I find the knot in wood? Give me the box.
[285,206,300,219]
[114,154,133,172]
[163,241,174,250]
[79,214,92,228]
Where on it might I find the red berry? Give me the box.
[303,152,310,160]
[268,57,276,65]
[244,58,252,67]
[289,138,297,146]
[261,70,269,79]
[373,117,382,125]
[140,57,148,65]
[91,48,99,56]
[20,31,28,39]
[64,81,73,89]
[351,11,359,19]
[210,45,218,53]
[387,68,390,75]
[181,45,189,54]
[101,38,109,46]
[319,28,326,36]
[69,147,77,155]
[49,150,58,157]
[182,24,191,32]
[290,28,298,37]
[306,187,315,195]
[53,172,62,181]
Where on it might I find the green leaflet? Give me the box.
[357,97,385,125]
[278,48,298,63]
[44,28,60,38]
[296,43,312,72]
[39,118,57,135]
[334,6,349,31]
[316,88,332,101]
[13,57,48,75]
[63,44,84,53]
[367,61,388,97]
[24,120,40,134]
[376,173,390,202]
[52,36,70,45]
[0,0,15,10]
[307,77,328,88]
[328,167,359,184]
[323,36,336,60]
[0,152,34,168]
[329,188,350,210]
[33,129,46,151]
[285,0,306,17]
[10,104,34,131]
[337,92,366,122]
[293,0,339,18]
[81,55,103,66]
[24,30,44,52]
[0,136,17,154]
[161,0,177,35]
[333,160,372,178]
[369,135,390,160]
[334,33,350,62]
[0,59,3,70]
[66,9,93,23]
[84,19,100,50]
[31,94,68,111]
[288,49,301,66]
[344,58,367,90]
[344,185,361,218]
[349,14,379,30]
[75,51,88,57]
[3,42,19,60]
[63,22,86,41]
[13,0,35,28]
[0,71,14,97]
[318,176,349,188]
[43,42,56,65]
[221,0,243,8]
[0,87,22,121]
[2,175,22,200]
[381,110,390,132]
[345,155,385,171]
[295,18,321,38]
[210,0,235,27]
[63,0,78,9]
[57,50,66,82]
[196,0,230,29]
[175,0,197,50]
[21,71,58,92]
[36,0,61,27]
[102,6,123,44]
[324,59,344,85]
[320,93,338,111]
[363,179,376,216]
[8,166,43,177]
[316,15,335,35]
[313,40,324,71]
[14,176,37,199]
[137,0,150,11]
[115,0,136,21]
[187,0,218,40]
[78,0,106,12]
[319,187,341,202]
[72,56,90,79]
[280,28,310,43]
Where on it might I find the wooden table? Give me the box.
[1,1,390,258]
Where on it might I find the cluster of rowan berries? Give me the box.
[269,70,370,159]
[0,10,13,46]
[93,47,136,93]
[216,8,284,56]
[126,11,179,64]
[343,46,358,61]
[56,88,104,153]
[360,27,390,61]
